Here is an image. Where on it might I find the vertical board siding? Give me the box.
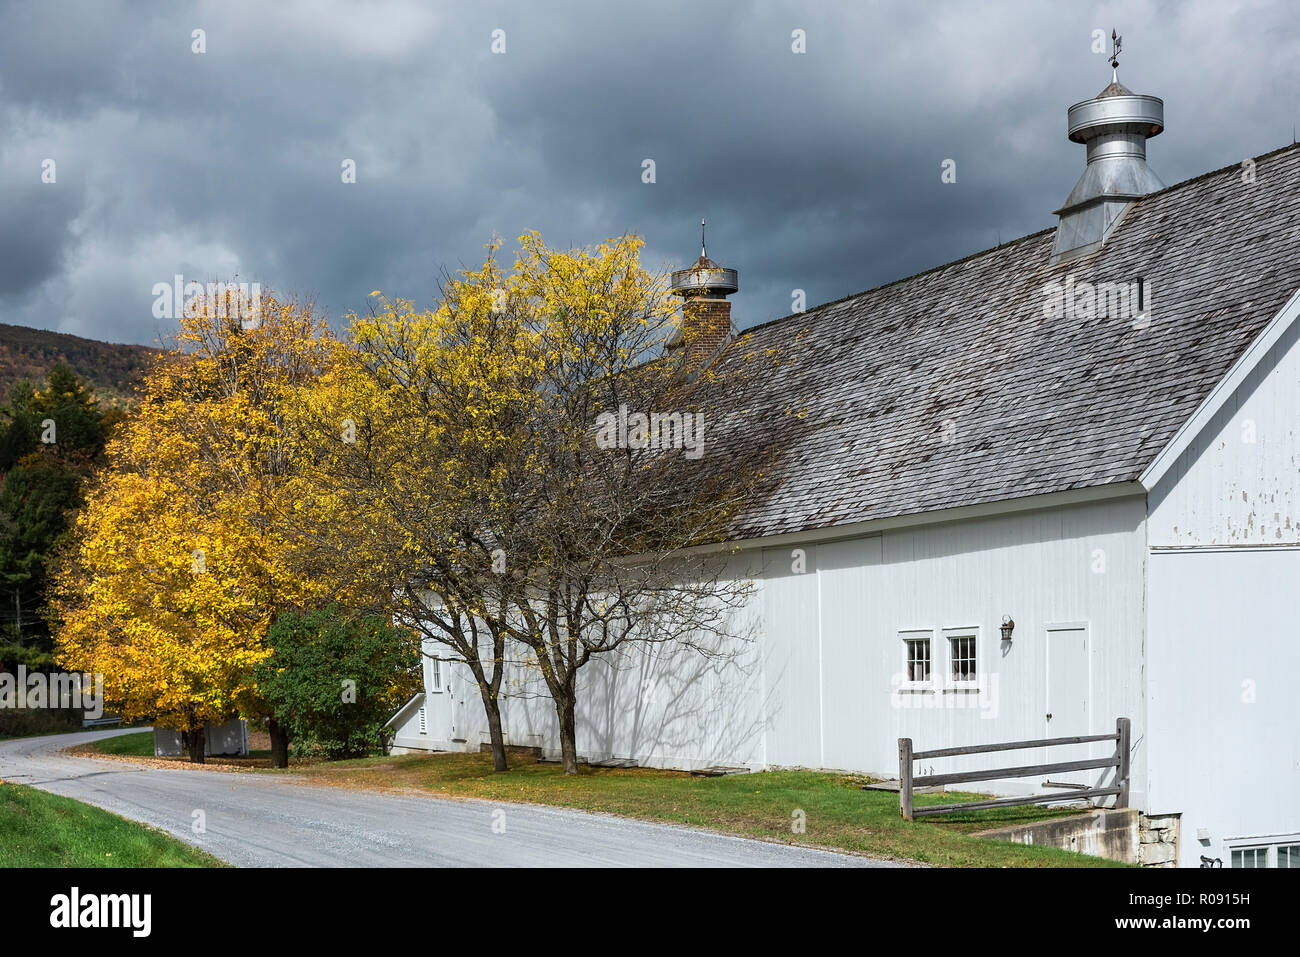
[1144,312,1300,861]
[815,498,1146,797]
[760,545,823,768]
[818,535,883,771]
[1148,549,1300,864]
[417,500,1148,792]
[1149,317,1300,546]
[463,552,768,771]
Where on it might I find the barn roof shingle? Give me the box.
[714,143,1300,542]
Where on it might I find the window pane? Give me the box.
[950,635,976,681]
[1232,847,1265,868]
[1279,845,1299,868]
[905,638,931,682]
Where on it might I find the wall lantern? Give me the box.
[999,616,1015,642]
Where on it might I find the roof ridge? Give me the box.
[1142,140,1300,202]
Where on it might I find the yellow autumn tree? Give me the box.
[289,233,780,773]
[495,232,775,774]
[50,289,336,763]
[285,243,540,770]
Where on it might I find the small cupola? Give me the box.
[667,219,738,376]
[1053,31,1164,261]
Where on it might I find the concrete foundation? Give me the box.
[976,808,1182,865]
[976,808,1139,864]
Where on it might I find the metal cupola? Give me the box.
[1053,30,1165,261]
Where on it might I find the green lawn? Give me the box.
[90,731,155,756]
[83,733,1127,866]
[0,782,224,867]
[89,731,271,760]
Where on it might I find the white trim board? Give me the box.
[1150,543,1300,554]
[681,481,1145,557]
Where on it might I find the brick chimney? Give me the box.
[668,222,738,378]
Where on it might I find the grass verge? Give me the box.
[0,781,225,867]
[89,731,155,756]
[83,730,272,764]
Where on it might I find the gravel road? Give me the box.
[0,729,902,868]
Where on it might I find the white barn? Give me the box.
[390,70,1300,867]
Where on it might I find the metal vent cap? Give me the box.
[1067,92,1164,143]
[670,255,739,297]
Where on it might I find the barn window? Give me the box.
[429,657,443,692]
[905,638,931,682]
[1231,847,1267,868]
[1229,840,1300,867]
[898,629,934,689]
[949,634,977,682]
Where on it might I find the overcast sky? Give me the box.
[1,0,1296,346]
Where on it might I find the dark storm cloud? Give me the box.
[1,0,1297,344]
[0,174,84,297]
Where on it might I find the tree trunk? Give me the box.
[556,691,578,775]
[268,718,290,769]
[483,694,508,772]
[183,724,206,764]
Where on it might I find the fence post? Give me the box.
[899,737,914,821]
[1115,717,1131,809]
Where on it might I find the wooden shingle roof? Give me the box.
[712,143,1300,541]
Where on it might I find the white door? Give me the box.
[422,650,454,746]
[449,668,473,748]
[1045,624,1093,788]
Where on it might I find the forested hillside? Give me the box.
[0,322,156,405]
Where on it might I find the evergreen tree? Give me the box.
[0,365,111,668]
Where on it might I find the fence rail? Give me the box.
[898,717,1130,820]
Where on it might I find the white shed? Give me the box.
[153,718,249,758]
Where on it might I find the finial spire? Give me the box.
[700,217,707,258]
[1109,29,1122,84]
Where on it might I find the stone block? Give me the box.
[1139,842,1176,865]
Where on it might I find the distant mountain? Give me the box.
[0,322,157,406]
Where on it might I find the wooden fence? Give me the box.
[898,717,1130,820]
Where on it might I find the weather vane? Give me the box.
[700,217,707,258]
[1110,29,1122,81]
